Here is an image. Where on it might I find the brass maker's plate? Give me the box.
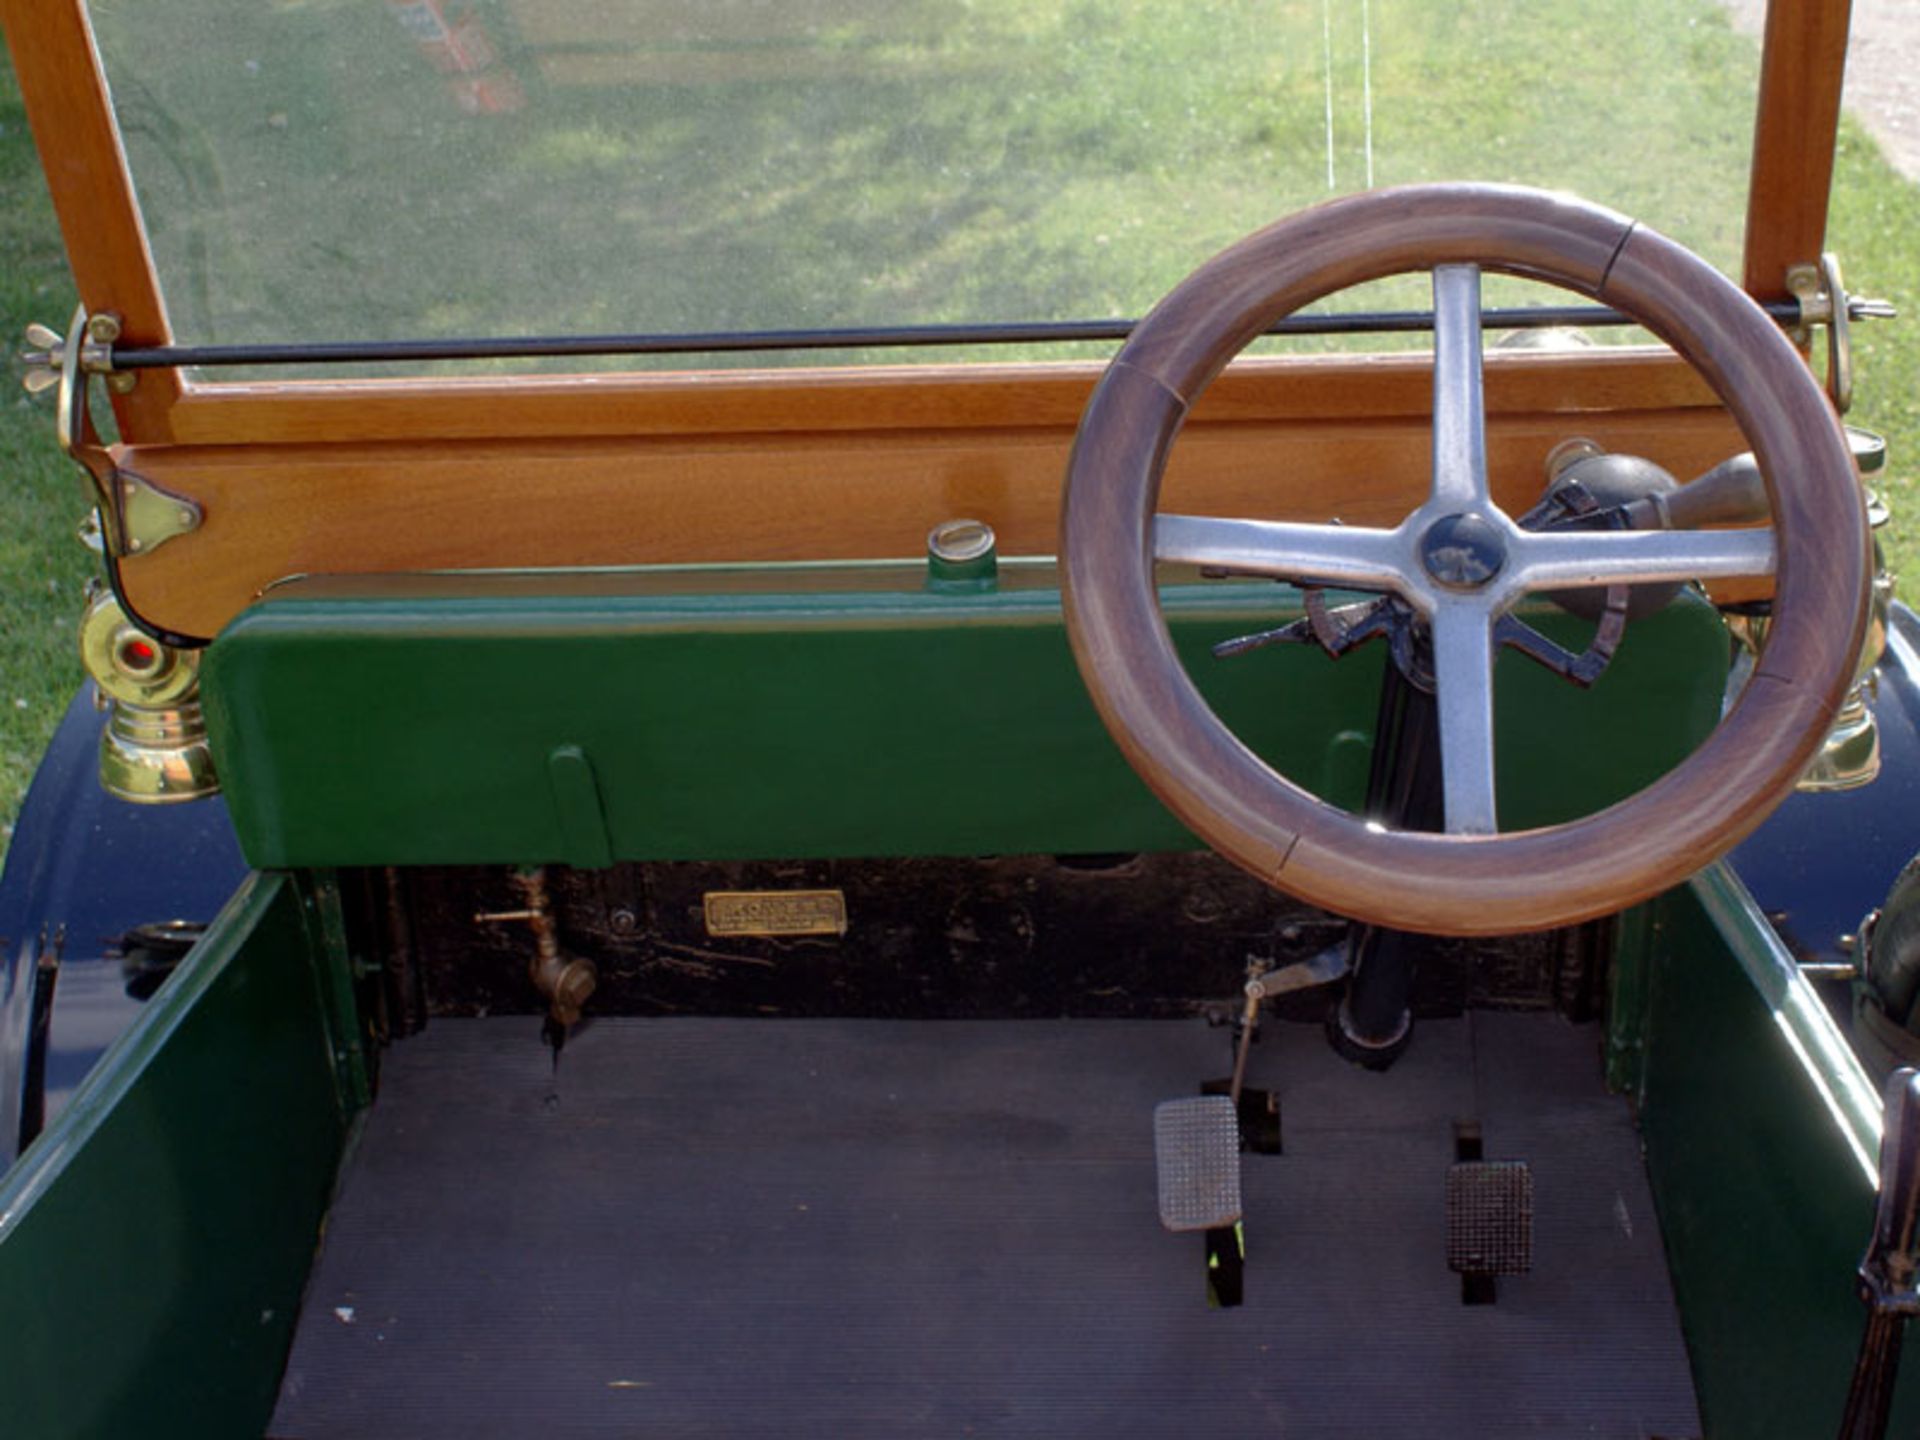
[704,890,848,938]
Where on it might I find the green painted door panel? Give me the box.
[0,874,353,1440]
[1631,870,1920,1438]
[202,564,1728,869]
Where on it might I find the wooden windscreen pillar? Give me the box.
[1743,0,1855,302]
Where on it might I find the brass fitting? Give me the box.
[475,867,598,1028]
[77,589,217,802]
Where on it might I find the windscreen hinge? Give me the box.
[1786,253,1896,415]
[19,306,201,559]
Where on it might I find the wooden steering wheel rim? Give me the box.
[1059,183,1870,937]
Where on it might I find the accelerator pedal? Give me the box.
[1446,1158,1534,1305]
[1155,1096,1246,1307]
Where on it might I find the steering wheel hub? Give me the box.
[1419,512,1507,591]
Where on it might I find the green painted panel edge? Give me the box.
[1689,864,1883,1170]
[549,744,616,868]
[1605,901,1656,1097]
[1637,865,1911,1439]
[0,872,352,1440]
[303,869,375,1110]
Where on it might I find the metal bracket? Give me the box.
[19,306,200,559]
[20,308,134,395]
[1786,254,1897,415]
[116,469,203,556]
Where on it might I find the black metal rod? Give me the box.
[93,299,1804,372]
[1329,658,1442,1069]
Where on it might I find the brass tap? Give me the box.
[474,867,597,1029]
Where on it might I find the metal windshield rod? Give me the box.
[93,301,1801,372]
[82,299,1815,372]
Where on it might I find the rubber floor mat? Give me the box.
[271,1013,1698,1438]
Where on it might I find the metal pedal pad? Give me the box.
[1446,1159,1533,1298]
[1154,1096,1243,1233]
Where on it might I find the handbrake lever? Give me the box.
[1839,1067,1920,1440]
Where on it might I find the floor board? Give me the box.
[272,1013,1699,1438]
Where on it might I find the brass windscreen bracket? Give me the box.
[21,309,132,396]
[1786,254,1897,415]
[19,306,200,558]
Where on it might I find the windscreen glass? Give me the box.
[86,0,1762,374]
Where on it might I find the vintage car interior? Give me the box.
[3,0,1919,1436]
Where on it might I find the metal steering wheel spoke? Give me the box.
[1428,600,1501,836]
[1428,264,1492,514]
[1412,264,1505,837]
[1502,526,1775,599]
[1154,513,1408,592]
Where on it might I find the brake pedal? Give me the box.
[1155,1096,1243,1232]
[1156,1096,1246,1307]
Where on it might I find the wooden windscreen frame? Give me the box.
[0,0,1845,638]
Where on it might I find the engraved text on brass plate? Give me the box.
[704,889,848,938]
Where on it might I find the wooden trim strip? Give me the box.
[118,401,1745,642]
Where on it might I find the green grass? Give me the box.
[3,2,1920,858]
[0,50,89,858]
[1830,118,1920,585]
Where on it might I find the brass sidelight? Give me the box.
[77,589,217,803]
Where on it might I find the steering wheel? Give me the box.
[1060,184,1869,937]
